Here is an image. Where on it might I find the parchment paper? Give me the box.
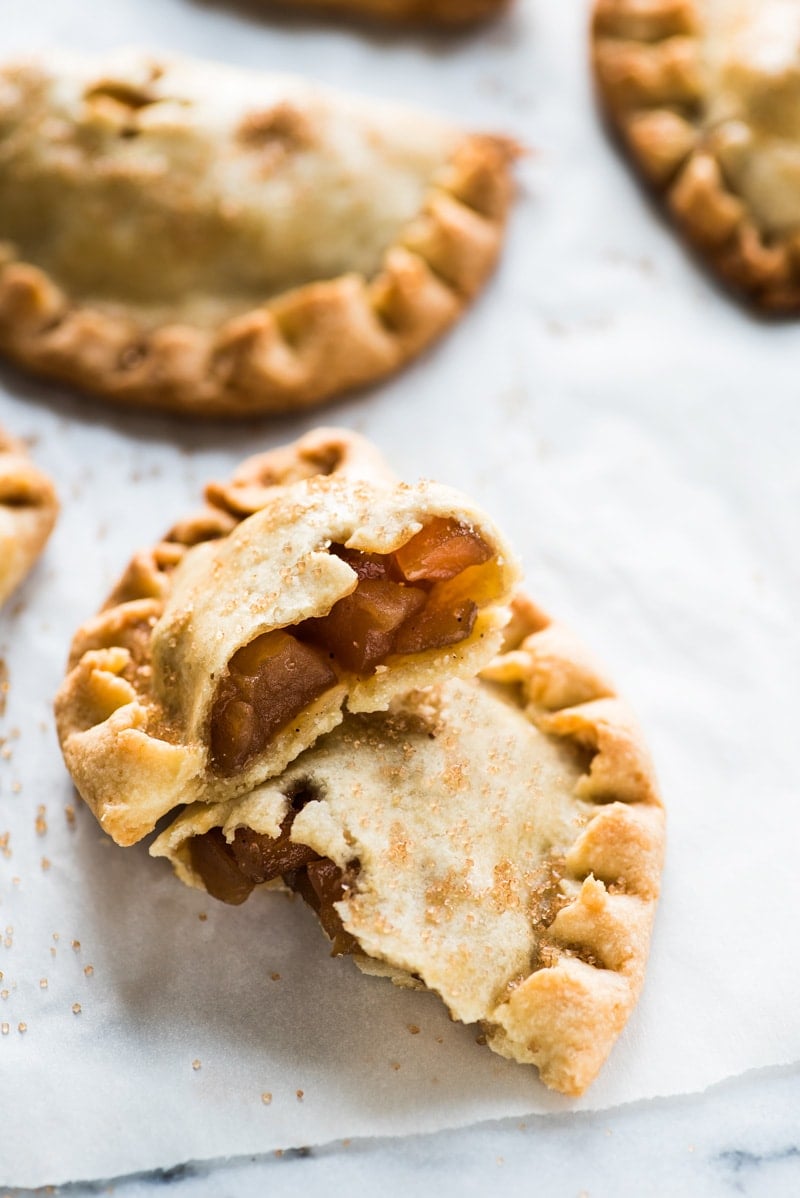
[1,0,799,1186]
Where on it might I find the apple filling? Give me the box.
[188,821,359,955]
[210,633,338,775]
[188,819,319,905]
[208,518,493,775]
[290,859,360,957]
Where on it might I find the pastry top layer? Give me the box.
[158,679,591,1022]
[153,475,512,722]
[55,429,519,846]
[154,594,665,1097]
[0,425,58,606]
[592,0,800,309]
[0,50,517,415]
[0,51,457,325]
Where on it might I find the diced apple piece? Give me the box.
[394,518,493,583]
[210,631,337,774]
[189,828,255,906]
[293,859,360,956]
[331,543,394,581]
[393,597,478,656]
[229,825,319,884]
[209,698,257,771]
[300,579,427,674]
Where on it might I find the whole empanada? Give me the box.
[0,50,517,415]
[55,429,519,845]
[270,0,509,25]
[593,0,800,309]
[153,593,665,1098]
[0,425,58,605]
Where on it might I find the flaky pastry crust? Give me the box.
[55,428,519,846]
[0,425,58,606]
[270,0,510,25]
[592,0,800,310]
[154,591,664,1097]
[0,50,518,416]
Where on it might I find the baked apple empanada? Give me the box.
[0,425,58,606]
[270,0,509,25]
[152,595,665,1097]
[55,429,519,845]
[0,50,517,415]
[593,0,800,309]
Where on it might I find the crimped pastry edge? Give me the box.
[0,425,58,606]
[0,124,519,416]
[479,594,664,1095]
[591,0,800,312]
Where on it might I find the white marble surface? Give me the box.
[7,1065,800,1196]
[2,0,800,1190]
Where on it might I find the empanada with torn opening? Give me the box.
[55,428,664,1097]
[55,429,519,845]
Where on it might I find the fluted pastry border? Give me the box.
[0,132,518,416]
[476,594,664,1096]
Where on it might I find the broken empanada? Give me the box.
[153,593,665,1097]
[0,425,58,606]
[55,429,519,845]
[0,50,517,415]
[593,0,800,309]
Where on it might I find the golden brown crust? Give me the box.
[269,0,509,25]
[0,52,518,416]
[153,593,665,1097]
[591,0,800,311]
[55,428,519,845]
[0,425,58,606]
[479,598,664,1095]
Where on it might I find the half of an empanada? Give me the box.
[0,50,517,416]
[0,425,58,606]
[55,429,519,846]
[593,0,800,310]
[152,594,665,1097]
[269,0,510,25]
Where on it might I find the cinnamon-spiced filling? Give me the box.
[210,633,338,775]
[289,859,360,957]
[209,518,493,775]
[188,817,359,956]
